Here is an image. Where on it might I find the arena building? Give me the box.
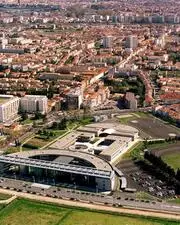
[0,149,116,192]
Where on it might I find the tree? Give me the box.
[176,169,180,182]
[34,111,42,120]
[58,118,67,130]
[37,130,42,135]
[21,112,28,121]
[83,105,91,116]
[52,122,58,129]
[42,114,48,123]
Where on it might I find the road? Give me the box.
[0,177,180,219]
[0,187,179,221]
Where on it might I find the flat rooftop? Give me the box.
[21,95,47,100]
[50,122,139,162]
[0,95,16,105]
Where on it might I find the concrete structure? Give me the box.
[0,150,116,192]
[20,95,48,114]
[0,95,19,122]
[125,35,138,49]
[103,36,113,48]
[51,122,139,162]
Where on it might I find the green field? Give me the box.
[0,193,12,201]
[22,130,66,150]
[168,198,180,205]
[162,152,180,171]
[0,199,179,225]
[118,112,150,125]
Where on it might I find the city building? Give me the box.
[20,95,48,114]
[65,87,83,110]
[125,35,138,49]
[0,149,116,192]
[124,92,137,109]
[103,36,113,48]
[0,95,19,122]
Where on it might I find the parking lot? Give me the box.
[128,116,180,139]
[116,159,176,198]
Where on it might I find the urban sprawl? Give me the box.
[0,0,179,222]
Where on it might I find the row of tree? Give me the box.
[144,151,175,177]
[52,118,67,130]
[144,151,180,194]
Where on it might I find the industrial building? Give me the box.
[0,95,19,122]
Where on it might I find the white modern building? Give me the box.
[0,95,20,122]
[20,95,48,114]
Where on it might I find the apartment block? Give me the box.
[20,95,48,114]
[0,95,19,122]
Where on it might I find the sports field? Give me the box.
[0,199,179,225]
[151,143,180,171]
[162,152,180,171]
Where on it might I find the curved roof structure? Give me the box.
[100,128,115,135]
[10,149,112,172]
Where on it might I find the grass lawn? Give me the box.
[118,112,150,125]
[148,142,176,150]
[21,118,43,125]
[119,115,137,124]
[122,141,178,160]
[67,117,93,129]
[0,199,69,225]
[46,129,66,136]
[5,147,21,154]
[162,152,180,171]
[21,118,33,125]
[168,198,180,205]
[0,199,179,225]
[136,192,158,201]
[134,112,151,118]
[0,193,12,201]
[122,141,144,160]
[23,137,48,149]
[23,130,66,150]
